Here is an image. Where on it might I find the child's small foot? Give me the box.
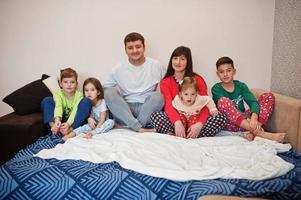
[84,133,93,139]
[138,128,156,133]
[51,126,59,135]
[62,132,75,141]
[243,131,255,141]
[270,133,286,143]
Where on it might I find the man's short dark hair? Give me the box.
[124,32,145,47]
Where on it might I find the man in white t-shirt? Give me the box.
[103,32,166,132]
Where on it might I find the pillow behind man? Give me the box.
[2,75,52,115]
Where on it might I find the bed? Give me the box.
[1,129,301,200]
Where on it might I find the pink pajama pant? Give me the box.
[217,93,275,131]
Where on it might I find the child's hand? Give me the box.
[51,119,61,135]
[249,118,261,133]
[88,117,97,129]
[210,110,219,116]
[60,123,70,135]
[174,121,186,138]
[186,122,203,138]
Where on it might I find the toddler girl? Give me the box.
[172,77,218,136]
[63,77,114,141]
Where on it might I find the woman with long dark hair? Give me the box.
[151,46,227,138]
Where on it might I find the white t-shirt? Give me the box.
[91,99,108,122]
[103,57,166,103]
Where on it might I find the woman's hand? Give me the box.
[88,117,97,129]
[174,120,186,138]
[186,122,203,138]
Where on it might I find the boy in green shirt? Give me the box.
[41,68,91,135]
[212,56,286,142]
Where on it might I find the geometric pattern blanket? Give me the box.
[1,134,301,200]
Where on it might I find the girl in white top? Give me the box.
[172,77,218,135]
[63,78,114,141]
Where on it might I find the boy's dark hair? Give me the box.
[179,77,199,93]
[83,77,104,100]
[164,46,193,78]
[124,32,145,47]
[60,67,78,81]
[216,56,234,69]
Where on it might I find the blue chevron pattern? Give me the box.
[0,134,301,200]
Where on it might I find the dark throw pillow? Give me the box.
[3,77,52,115]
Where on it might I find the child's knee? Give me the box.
[259,92,275,103]
[79,97,92,107]
[41,96,54,108]
[217,97,232,109]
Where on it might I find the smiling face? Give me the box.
[216,63,236,84]
[172,55,187,73]
[84,82,100,104]
[59,77,77,95]
[179,87,197,106]
[125,40,145,65]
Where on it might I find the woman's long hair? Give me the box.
[164,46,194,78]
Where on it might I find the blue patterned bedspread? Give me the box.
[1,134,301,200]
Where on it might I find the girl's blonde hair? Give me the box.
[83,77,104,100]
[179,77,199,93]
[60,67,78,82]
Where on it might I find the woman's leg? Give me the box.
[150,111,174,134]
[198,113,227,137]
[71,98,92,129]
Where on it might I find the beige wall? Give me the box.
[271,0,301,99]
[0,0,275,116]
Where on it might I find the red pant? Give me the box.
[179,113,199,132]
[217,92,275,131]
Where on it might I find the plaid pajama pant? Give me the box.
[150,112,227,137]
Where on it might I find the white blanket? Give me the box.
[35,129,294,181]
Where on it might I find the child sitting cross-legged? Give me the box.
[63,77,114,141]
[171,77,219,137]
[211,56,286,142]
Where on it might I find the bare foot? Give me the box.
[243,131,255,141]
[62,132,75,141]
[84,132,93,139]
[138,128,156,133]
[268,132,286,143]
[50,123,60,135]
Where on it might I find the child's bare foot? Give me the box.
[138,128,156,133]
[84,132,93,139]
[268,132,286,143]
[243,131,255,141]
[62,132,75,141]
[50,123,59,135]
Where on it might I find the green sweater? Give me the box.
[53,89,83,125]
[211,80,259,114]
